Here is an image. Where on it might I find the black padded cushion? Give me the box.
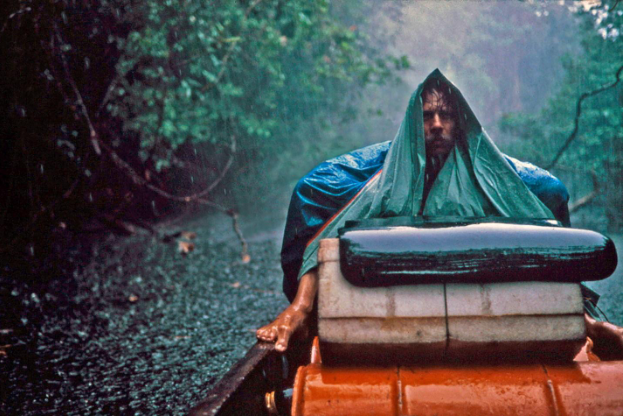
[338,217,617,287]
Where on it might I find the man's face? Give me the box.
[422,88,457,160]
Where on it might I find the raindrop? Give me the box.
[43,69,54,81]
[40,164,44,174]
[89,193,93,202]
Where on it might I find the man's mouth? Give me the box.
[430,139,449,149]
[426,135,454,157]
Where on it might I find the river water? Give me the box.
[1,214,622,415]
[1,212,289,415]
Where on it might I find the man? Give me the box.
[257,69,623,357]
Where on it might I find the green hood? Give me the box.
[298,69,554,279]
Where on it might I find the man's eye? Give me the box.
[423,111,434,120]
[439,111,455,119]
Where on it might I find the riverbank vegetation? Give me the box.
[2,1,623,414]
[501,1,623,232]
[3,0,620,275]
[0,0,404,271]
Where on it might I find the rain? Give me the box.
[1,0,622,415]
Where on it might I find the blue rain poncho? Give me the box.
[281,69,571,302]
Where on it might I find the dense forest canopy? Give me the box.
[0,0,401,268]
[1,0,621,274]
[502,0,623,231]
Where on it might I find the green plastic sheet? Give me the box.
[298,69,555,280]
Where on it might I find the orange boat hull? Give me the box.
[292,339,623,416]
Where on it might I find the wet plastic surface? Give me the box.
[339,220,617,286]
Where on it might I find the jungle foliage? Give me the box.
[501,1,623,232]
[0,0,402,267]
[2,0,620,272]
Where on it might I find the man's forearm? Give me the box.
[290,268,319,314]
[256,268,318,351]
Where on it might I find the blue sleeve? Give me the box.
[281,141,391,301]
[504,155,571,227]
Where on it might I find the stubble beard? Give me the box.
[425,134,455,178]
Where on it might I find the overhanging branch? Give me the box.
[546,64,623,170]
[53,25,249,260]
[569,170,601,213]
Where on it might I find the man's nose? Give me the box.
[431,113,443,134]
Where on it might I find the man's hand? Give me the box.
[256,268,318,352]
[585,313,623,360]
[256,305,309,352]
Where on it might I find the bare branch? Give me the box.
[50,19,249,259]
[0,5,32,37]
[96,68,128,117]
[569,170,601,213]
[229,210,250,263]
[54,25,102,155]
[546,64,623,170]
[54,25,234,204]
[204,135,236,195]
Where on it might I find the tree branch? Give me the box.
[569,170,601,213]
[51,20,249,259]
[0,5,32,37]
[55,25,102,155]
[53,26,235,204]
[229,210,250,263]
[96,67,129,117]
[546,64,623,170]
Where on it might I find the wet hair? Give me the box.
[420,78,466,156]
[421,79,459,116]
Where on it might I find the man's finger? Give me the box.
[257,326,277,342]
[275,324,292,352]
[267,326,277,341]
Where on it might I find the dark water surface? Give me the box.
[1,215,622,415]
[1,213,288,415]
